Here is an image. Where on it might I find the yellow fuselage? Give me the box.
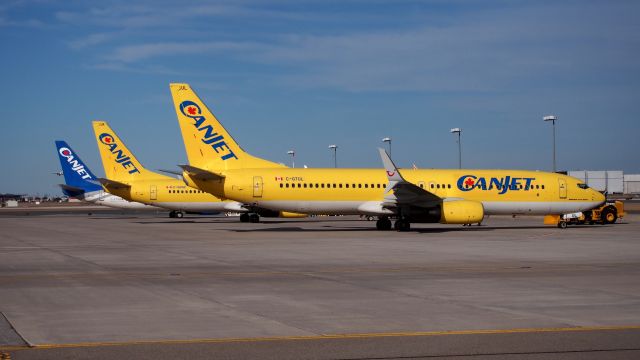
[107,176,245,213]
[185,168,604,217]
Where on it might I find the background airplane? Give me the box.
[54,140,159,211]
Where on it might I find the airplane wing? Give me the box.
[178,164,225,181]
[378,148,441,209]
[97,178,131,190]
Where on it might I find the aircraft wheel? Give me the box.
[169,211,176,218]
[557,221,567,229]
[249,214,260,223]
[175,211,184,218]
[376,218,392,230]
[395,219,410,232]
[601,207,617,224]
[239,213,249,223]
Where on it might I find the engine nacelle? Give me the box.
[440,200,484,224]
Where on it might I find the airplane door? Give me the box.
[150,185,157,200]
[253,176,263,198]
[558,179,567,199]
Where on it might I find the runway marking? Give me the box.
[4,325,638,351]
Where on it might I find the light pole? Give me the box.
[328,145,337,168]
[382,137,391,156]
[450,128,462,169]
[543,115,558,172]
[287,150,295,168]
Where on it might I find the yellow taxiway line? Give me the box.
[2,325,639,351]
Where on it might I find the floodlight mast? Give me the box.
[450,128,462,169]
[543,115,558,172]
[328,145,337,168]
[382,137,391,156]
[287,150,295,168]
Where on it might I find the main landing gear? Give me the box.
[394,218,411,232]
[239,213,260,223]
[376,217,392,230]
[169,211,184,218]
[376,217,410,231]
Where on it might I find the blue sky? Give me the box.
[1,0,638,195]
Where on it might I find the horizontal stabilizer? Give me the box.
[178,164,225,181]
[98,178,131,190]
[58,184,85,193]
[157,168,183,176]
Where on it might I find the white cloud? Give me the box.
[107,41,266,63]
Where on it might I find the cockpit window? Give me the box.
[577,183,589,189]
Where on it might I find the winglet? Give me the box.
[378,148,406,194]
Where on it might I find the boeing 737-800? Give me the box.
[92,121,306,220]
[169,83,605,230]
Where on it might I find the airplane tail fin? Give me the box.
[169,83,285,171]
[54,140,102,196]
[92,121,158,182]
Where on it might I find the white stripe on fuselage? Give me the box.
[249,200,603,216]
[151,201,246,212]
[80,190,160,210]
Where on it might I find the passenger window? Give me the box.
[346,184,349,188]
[303,183,307,188]
[339,184,343,188]
[286,183,289,188]
[315,184,319,188]
[364,184,368,188]
[353,184,356,188]
[280,183,283,188]
[437,184,440,189]
[430,184,434,189]
[358,184,362,188]
[333,184,336,188]
[419,184,423,188]
[321,184,325,188]
[448,184,451,189]
[541,185,545,189]
[297,183,301,188]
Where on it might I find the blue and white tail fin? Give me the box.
[55,140,102,197]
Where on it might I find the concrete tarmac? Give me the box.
[0,211,638,359]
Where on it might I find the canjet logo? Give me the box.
[456,175,535,195]
[58,147,91,179]
[98,133,140,175]
[179,101,238,161]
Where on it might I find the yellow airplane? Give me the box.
[92,121,305,221]
[169,83,606,230]
[92,120,249,218]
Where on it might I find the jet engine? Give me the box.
[440,200,484,224]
